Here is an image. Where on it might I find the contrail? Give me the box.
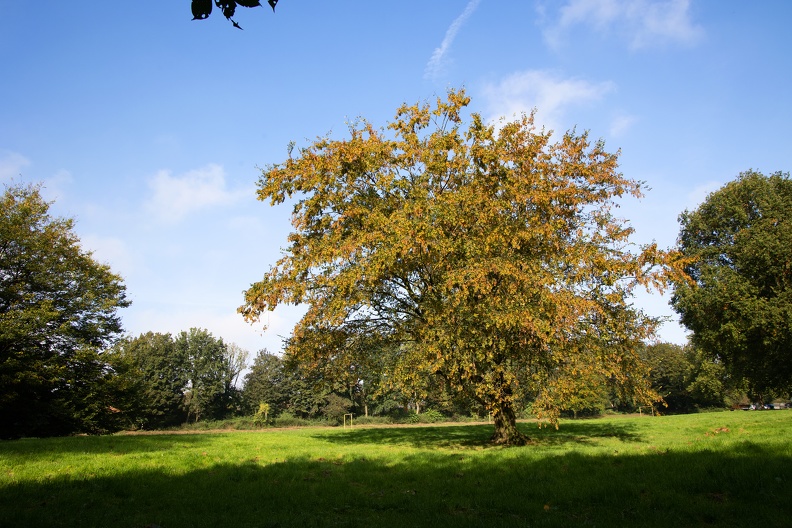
[425,0,481,81]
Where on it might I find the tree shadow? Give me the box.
[0,433,216,459]
[2,441,790,527]
[312,424,495,448]
[529,419,645,445]
[312,420,643,449]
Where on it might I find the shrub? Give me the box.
[406,409,446,424]
[450,413,482,423]
[352,416,394,426]
[273,412,312,428]
[253,402,272,427]
[177,417,257,431]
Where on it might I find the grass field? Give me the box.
[1,411,791,527]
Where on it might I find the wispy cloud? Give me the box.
[609,114,638,138]
[0,152,76,202]
[126,298,304,355]
[81,234,136,276]
[424,0,481,82]
[544,0,704,50]
[0,151,31,182]
[481,70,615,132]
[38,169,75,203]
[145,164,248,224]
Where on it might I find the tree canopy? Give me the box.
[0,184,130,437]
[240,90,672,445]
[672,170,792,396]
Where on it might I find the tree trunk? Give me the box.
[490,401,529,446]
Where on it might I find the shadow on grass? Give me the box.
[0,420,644,459]
[313,424,494,448]
[3,440,790,527]
[531,419,645,445]
[0,433,217,459]
[311,420,643,449]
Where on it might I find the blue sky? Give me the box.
[2,1,791,356]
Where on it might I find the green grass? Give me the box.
[2,411,791,527]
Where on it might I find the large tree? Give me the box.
[672,170,792,396]
[0,184,130,437]
[240,90,669,445]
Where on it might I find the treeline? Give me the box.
[2,324,773,438]
[99,335,488,431]
[102,336,764,433]
[242,342,774,424]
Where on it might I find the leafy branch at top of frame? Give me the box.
[191,0,279,30]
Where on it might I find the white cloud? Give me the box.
[424,0,481,82]
[0,153,73,202]
[544,0,704,50]
[481,70,615,132]
[145,164,248,224]
[0,151,31,182]
[80,234,136,277]
[124,303,306,357]
[37,169,75,203]
[609,114,638,138]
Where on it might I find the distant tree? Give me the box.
[225,342,250,390]
[284,328,393,417]
[684,347,746,408]
[191,0,278,29]
[108,331,248,428]
[243,349,290,415]
[642,342,747,412]
[176,328,240,422]
[107,332,188,429]
[672,171,792,395]
[0,184,130,438]
[281,357,334,419]
[321,393,353,423]
[642,343,695,411]
[240,90,673,445]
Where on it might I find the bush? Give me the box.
[273,412,312,428]
[406,409,446,424]
[253,402,272,427]
[560,407,605,419]
[352,416,394,426]
[450,413,483,423]
[177,417,256,431]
